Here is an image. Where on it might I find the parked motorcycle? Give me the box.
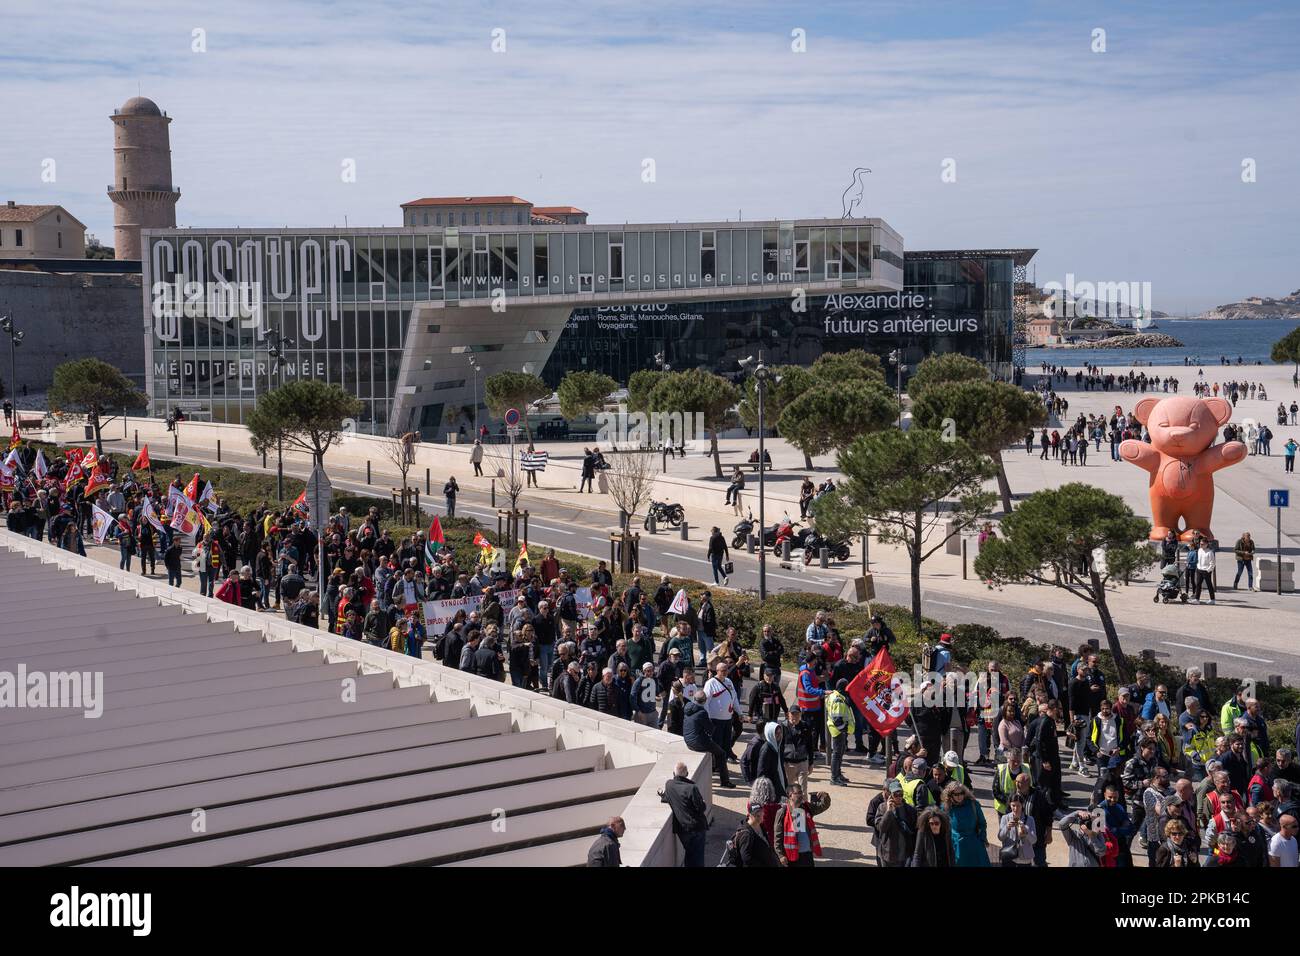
[732,513,755,549]
[644,500,685,530]
[802,530,851,565]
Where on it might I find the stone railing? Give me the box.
[0,530,708,867]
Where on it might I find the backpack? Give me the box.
[717,826,747,867]
[740,736,764,786]
[920,643,937,673]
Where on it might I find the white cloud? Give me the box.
[2,0,1297,311]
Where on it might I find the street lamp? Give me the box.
[888,348,905,429]
[741,353,775,601]
[468,356,482,434]
[266,329,295,502]
[0,315,23,407]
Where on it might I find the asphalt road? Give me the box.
[97,436,1300,686]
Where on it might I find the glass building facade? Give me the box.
[541,250,1025,386]
[141,219,903,432]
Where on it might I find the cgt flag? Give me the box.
[90,503,116,544]
[846,647,910,736]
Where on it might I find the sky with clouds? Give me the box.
[2,0,1298,313]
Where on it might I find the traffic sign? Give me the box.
[306,465,333,532]
[504,407,521,428]
[1270,489,1289,508]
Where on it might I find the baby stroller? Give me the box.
[1154,562,1187,604]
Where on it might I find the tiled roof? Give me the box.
[0,204,60,223]
[401,196,531,208]
[531,206,586,216]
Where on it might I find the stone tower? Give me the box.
[108,96,181,260]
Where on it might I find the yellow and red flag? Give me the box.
[183,472,201,505]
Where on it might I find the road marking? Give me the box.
[1161,641,1274,664]
[663,552,711,565]
[1033,618,1115,635]
[528,524,575,535]
[929,599,1001,615]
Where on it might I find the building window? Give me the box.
[609,242,624,285]
[474,211,481,225]
[516,212,524,224]
[460,212,467,225]
[428,244,444,290]
[423,212,429,226]
[15,229,22,247]
[486,211,494,225]
[58,231,63,249]
[794,239,809,272]
[701,230,716,280]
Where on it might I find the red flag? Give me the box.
[183,472,201,504]
[131,445,151,471]
[84,464,111,497]
[291,488,309,517]
[8,422,19,450]
[846,647,910,736]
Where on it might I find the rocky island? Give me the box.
[1054,331,1184,349]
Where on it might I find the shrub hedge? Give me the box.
[33,441,1300,747]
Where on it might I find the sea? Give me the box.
[1034,318,1300,369]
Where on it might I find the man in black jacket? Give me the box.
[759,624,783,680]
[685,692,733,787]
[732,803,781,867]
[586,816,624,867]
[474,631,505,681]
[832,646,867,753]
[697,591,718,666]
[658,762,710,867]
[1027,698,1064,809]
[748,667,788,743]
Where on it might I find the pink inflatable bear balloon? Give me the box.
[1119,396,1247,542]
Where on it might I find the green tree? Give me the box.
[814,429,997,632]
[627,369,666,413]
[645,369,739,478]
[483,370,549,441]
[906,353,989,398]
[777,378,899,462]
[911,379,1046,514]
[973,483,1155,682]
[737,365,817,467]
[1271,327,1300,379]
[46,358,148,454]
[245,379,362,465]
[810,349,885,383]
[557,370,617,421]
